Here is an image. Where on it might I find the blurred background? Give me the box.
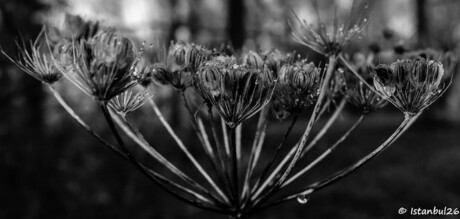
[1,0,460,218]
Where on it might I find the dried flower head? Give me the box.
[341,53,387,114]
[185,44,212,73]
[1,30,62,84]
[194,60,277,128]
[61,27,138,101]
[345,71,387,114]
[151,42,212,90]
[109,87,154,116]
[272,60,321,118]
[347,80,387,114]
[267,50,300,77]
[372,58,447,116]
[404,49,457,80]
[291,0,370,56]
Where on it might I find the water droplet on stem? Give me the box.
[297,195,309,204]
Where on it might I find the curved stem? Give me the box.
[241,107,269,204]
[208,106,234,200]
[250,114,298,197]
[263,113,419,208]
[100,101,227,213]
[47,85,124,157]
[282,114,364,187]
[249,97,346,200]
[149,99,230,205]
[49,85,226,212]
[180,91,230,197]
[251,55,338,208]
[180,91,216,159]
[118,114,226,207]
[301,97,348,157]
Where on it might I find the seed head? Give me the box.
[109,87,154,116]
[151,42,212,90]
[291,0,370,56]
[272,60,321,116]
[61,27,138,102]
[1,29,62,84]
[194,59,277,128]
[372,58,447,116]
[341,54,387,114]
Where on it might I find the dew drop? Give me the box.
[363,18,368,23]
[297,195,309,204]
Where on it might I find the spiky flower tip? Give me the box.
[1,30,62,84]
[291,0,370,56]
[62,27,138,102]
[194,57,277,128]
[372,58,448,116]
[109,87,154,116]
[151,42,213,90]
[271,60,321,119]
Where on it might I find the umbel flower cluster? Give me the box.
[1,0,453,218]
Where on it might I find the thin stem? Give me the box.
[180,91,229,196]
[49,85,226,212]
[47,85,125,157]
[316,97,332,121]
[119,114,226,207]
[282,114,364,187]
[208,106,234,201]
[149,99,230,205]
[250,97,346,199]
[241,108,269,203]
[338,54,378,94]
[263,114,419,208]
[100,102,227,213]
[180,91,216,158]
[209,107,229,171]
[222,117,231,156]
[301,97,347,157]
[252,55,338,208]
[250,114,298,197]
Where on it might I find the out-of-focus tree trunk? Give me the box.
[416,0,428,47]
[227,0,245,51]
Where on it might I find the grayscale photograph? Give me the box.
[1,0,459,218]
